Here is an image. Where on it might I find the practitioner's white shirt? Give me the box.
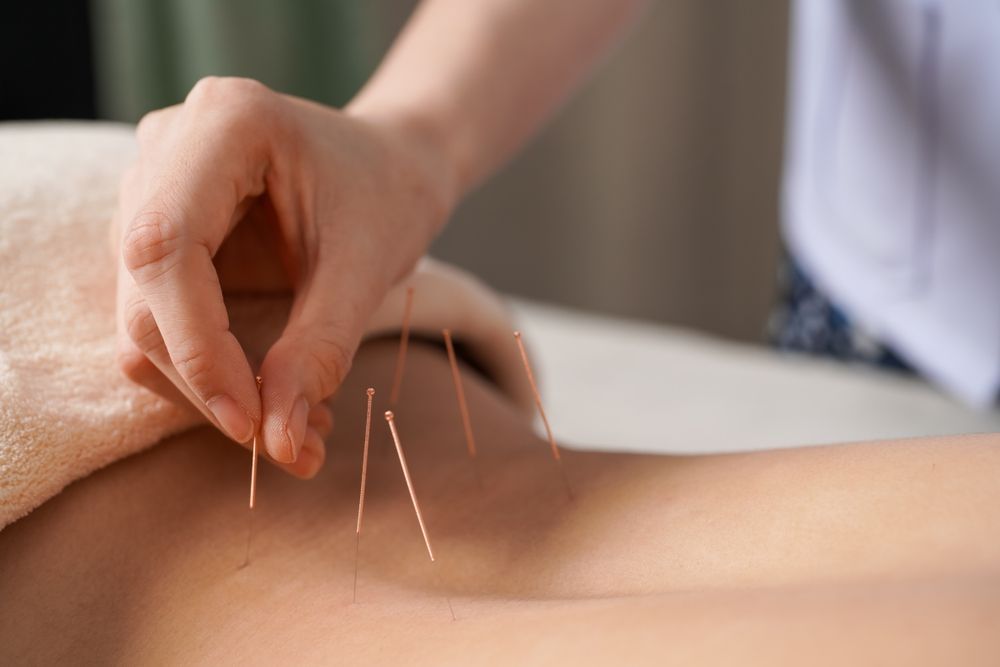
[782,0,1000,406]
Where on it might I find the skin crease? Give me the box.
[1,340,998,665]
[114,0,646,468]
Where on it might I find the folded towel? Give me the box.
[0,122,531,530]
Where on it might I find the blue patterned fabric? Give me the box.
[769,260,915,374]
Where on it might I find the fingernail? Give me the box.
[285,396,310,462]
[207,394,255,443]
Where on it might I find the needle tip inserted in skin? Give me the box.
[384,409,456,620]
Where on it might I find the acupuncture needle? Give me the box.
[442,328,482,488]
[513,331,574,501]
[385,410,456,621]
[241,375,263,568]
[389,286,415,406]
[352,388,375,604]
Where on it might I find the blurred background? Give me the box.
[2,0,789,343]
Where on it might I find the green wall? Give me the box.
[91,0,378,121]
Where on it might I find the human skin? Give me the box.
[114,0,643,466]
[1,340,998,665]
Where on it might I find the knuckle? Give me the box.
[171,342,217,391]
[188,76,271,111]
[186,76,225,104]
[135,109,165,143]
[307,333,354,399]
[121,211,181,278]
[224,76,270,100]
[185,77,279,148]
[226,82,276,130]
[122,296,162,352]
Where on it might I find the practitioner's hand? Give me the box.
[113,77,455,475]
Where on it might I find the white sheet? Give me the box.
[512,300,1000,454]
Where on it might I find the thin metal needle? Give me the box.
[385,410,456,621]
[389,287,415,406]
[513,331,574,500]
[442,329,482,487]
[353,388,375,604]
[242,375,263,568]
[384,410,434,560]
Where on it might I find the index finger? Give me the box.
[121,134,265,443]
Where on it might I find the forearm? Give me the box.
[347,0,643,205]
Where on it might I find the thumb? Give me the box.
[258,268,378,463]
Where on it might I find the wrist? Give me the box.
[344,99,462,235]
